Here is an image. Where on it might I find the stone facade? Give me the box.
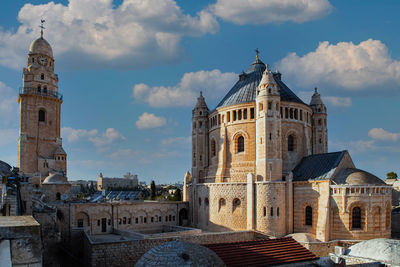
[187,56,392,242]
[18,33,67,178]
[97,172,138,191]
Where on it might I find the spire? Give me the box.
[310,87,324,106]
[255,48,260,60]
[39,19,45,38]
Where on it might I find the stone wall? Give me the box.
[195,183,247,231]
[84,230,257,267]
[255,181,286,236]
[300,240,360,257]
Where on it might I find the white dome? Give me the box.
[345,238,400,265]
[135,241,225,267]
[29,37,53,58]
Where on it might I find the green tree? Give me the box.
[150,180,156,200]
[169,188,182,201]
[386,172,398,180]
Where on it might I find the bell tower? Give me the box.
[310,88,328,154]
[255,64,283,181]
[192,92,209,183]
[18,22,67,177]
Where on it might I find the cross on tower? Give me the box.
[39,19,45,38]
[255,48,260,59]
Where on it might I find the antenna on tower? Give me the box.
[39,19,46,38]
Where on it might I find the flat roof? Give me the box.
[0,216,40,227]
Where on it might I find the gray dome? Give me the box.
[345,238,400,265]
[29,37,53,58]
[0,160,12,177]
[216,57,304,109]
[135,241,225,267]
[344,168,385,185]
[43,173,68,184]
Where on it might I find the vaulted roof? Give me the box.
[205,237,318,267]
[216,57,305,109]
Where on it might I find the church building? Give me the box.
[185,54,392,241]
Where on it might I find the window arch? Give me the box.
[38,109,46,122]
[237,136,244,153]
[305,206,312,226]
[205,198,209,206]
[288,135,295,151]
[218,198,226,212]
[41,73,44,80]
[232,198,241,212]
[37,85,41,93]
[211,139,216,157]
[56,192,61,200]
[352,207,362,229]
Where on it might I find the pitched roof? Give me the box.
[216,58,305,109]
[205,237,318,267]
[292,151,347,181]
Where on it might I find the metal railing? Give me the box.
[19,87,63,101]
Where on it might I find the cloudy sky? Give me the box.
[0,0,399,183]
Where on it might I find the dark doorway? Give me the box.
[101,218,107,232]
[179,208,188,226]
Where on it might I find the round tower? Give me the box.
[18,25,67,177]
[255,64,283,181]
[310,88,328,154]
[192,92,209,183]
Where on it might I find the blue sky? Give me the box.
[0,0,399,183]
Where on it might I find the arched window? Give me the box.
[38,109,46,122]
[232,198,241,212]
[205,198,209,206]
[56,192,61,200]
[37,86,41,93]
[198,197,201,206]
[288,135,295,151]
[386,204,391,229]
[218,198,226,212]
[352,207,362,229]
[41,73,44,80]
[237,136,244,153]
[211,139,216,157]
[43,87,47,94]
[305,206,312,226]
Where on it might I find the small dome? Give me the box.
[345,168,385,185]
[135,241,225,267]
[43,172,68,184]
[29,37,53,58]
[310,87,324,106]
[345,238,400,265]
[0,160,12,177]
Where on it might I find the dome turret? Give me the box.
[29,37,53,58]
[310,87,325,108]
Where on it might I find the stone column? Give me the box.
[287,172,293,234]
[247,173,255,230]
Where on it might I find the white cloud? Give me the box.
[89,128,125,146]
[298,91,352,107]
[368,128,400,142]
[161,136,191,147]
[136,112,166,129]
[277,39,400,90]
[210,0,333,25]
[109,148,133,158]
[0,0,219,69]
[324,96,352,107]
[133,69,237,107]
[62,127,98,142]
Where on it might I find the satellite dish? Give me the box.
[61,194,68,201]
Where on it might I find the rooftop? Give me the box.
[216,57,305,109]
[0,216,40,227]
[205,237,319,267]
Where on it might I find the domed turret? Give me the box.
[29,37,53,58]
[310,87,328,154]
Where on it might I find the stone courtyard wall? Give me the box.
[84,230,257,267]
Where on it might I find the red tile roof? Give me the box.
[204,237,319,267]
